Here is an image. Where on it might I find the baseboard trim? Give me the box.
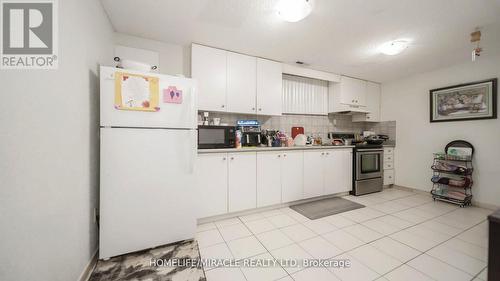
[78,249,98,281]
[198,192,350,224]
[394,185,499,210]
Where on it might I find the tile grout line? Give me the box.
[324,198,482,279]
[379,216,489,280]
[204,190,423,280]
[201,189,489,281]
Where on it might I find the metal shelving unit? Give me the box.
[430,141,474,207]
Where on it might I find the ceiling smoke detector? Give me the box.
[379,40,410,55]
[276,0,313,23]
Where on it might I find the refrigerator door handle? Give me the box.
[188,131,196,174]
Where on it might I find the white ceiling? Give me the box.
[101,0,500,82]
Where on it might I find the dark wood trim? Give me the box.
[429,78,497,123]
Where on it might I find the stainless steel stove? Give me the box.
[328,133,385,196]
[352,144,384,196]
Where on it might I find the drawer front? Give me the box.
[383,161,394,170]
[384,147,394,155]
[384,169,395,185]
[384,154,394,163]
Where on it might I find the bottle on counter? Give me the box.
[235,130,242,149]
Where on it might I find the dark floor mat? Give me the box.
[290,197,365,220]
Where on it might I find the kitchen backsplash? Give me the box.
[201,111,396,143]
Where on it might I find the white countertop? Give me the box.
[198,145,355,154]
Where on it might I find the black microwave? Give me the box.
[198,125,236,149]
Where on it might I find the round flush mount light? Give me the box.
[379,40,410,55]
[276,0,313,23]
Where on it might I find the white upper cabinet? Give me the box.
[256,58,282,116]
[339,76,367,107]
[191,44,227,112]
[352,81,381,122]
[191,44,282,115]
[227,52,257,114]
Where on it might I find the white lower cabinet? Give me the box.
[384,169,395,185]
[305,149,353,198]
[257,152,282,207]
[330,149,353,194]
[383,147,395,185]
[228,152,257,212]
[304,150,325,198]
[257,151,304,207]
[281,151,304,202]
[196,148,352,218]
[195,153,228,218]
[324,149,352,194]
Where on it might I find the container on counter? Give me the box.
[235,130,242,149]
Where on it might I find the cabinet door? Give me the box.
[257,152,282,207]
[303,150,325,198]
[323,150,337,195]
[195,153,228,218]
[324,149,353,195]
[384,169,395,185]
[340,76,366,106]
[365,82,380,121]
[256,58,282,116]
[228,152,257,212]
[282,151,304,202]
[191,44,227,111]
[227,52,257,114]
[337,150,353,193]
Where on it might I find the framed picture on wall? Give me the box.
[430,78,497,122]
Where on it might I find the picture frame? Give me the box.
[430,78,497,122]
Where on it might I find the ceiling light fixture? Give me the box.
[379,40,410,55]
[276,0,312,23]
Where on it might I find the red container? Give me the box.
[291,127,304,139]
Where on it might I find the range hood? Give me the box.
[330,107,371,114]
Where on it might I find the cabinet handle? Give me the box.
[283,154,287,157]
[352,99,355,103]
[326,152,330,155]
[221,105,225,108]
[321,152,325,155]
[278,155,281,158]
[230,157,234,160]
[252,107,255,111]
[367,116,371,119]
[222,157,226,160]
[259,108,262,111]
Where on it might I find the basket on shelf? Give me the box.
[430,140,474,207]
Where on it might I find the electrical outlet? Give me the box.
[333,119,337,126]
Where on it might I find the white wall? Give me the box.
[381,56,500,207]
[0,0,114,280]
[113,33,190,76]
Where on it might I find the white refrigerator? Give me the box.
[99,66,197,259]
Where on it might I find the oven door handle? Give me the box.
[356,149,384,152]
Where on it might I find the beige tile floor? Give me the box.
[196,188,491,281]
